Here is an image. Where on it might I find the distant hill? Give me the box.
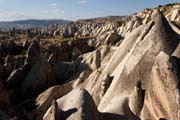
[0,19,71,30]
[76,16,130,24]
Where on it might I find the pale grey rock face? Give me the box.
[43,88,99,120]
[34,8,179,120]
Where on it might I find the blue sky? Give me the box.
[0,0,179,21]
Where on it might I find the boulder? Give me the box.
[104,32,122,45]
[26,40,41,65]
[43,100,60,120]
[6,64,32,104]
[43,88,99,120]
[31,83,73,120]
[20,58,56,100]
[141,52,180,120]
[51,62,76,84]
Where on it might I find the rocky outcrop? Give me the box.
[43,100,59,120]
[31,83,73,120]
[0,3,179,120]
[7,64,31,97]
[77,45,116,71]
[128,81,144,116]
[51,62,76,84]
[104,32,122,45]
[98,10,179,114]
[141,52,180,120]
[6,40,57,103]
[20,57,56,99]
[26,40,41,65]
[43,88,99,120]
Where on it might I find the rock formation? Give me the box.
[0,3,179,120]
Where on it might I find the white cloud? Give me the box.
[0,10,31,21]
[49,3,57,7]
[79,0,88,4]
[0,8,66,21]
[37,8,65,20]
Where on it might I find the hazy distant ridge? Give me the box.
[0,19,71,30]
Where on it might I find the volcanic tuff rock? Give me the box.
[140,52,180,120]
[34,7,179,120]
[43,88,99,120]
[0,3,179,120]
[97,9,179,119]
